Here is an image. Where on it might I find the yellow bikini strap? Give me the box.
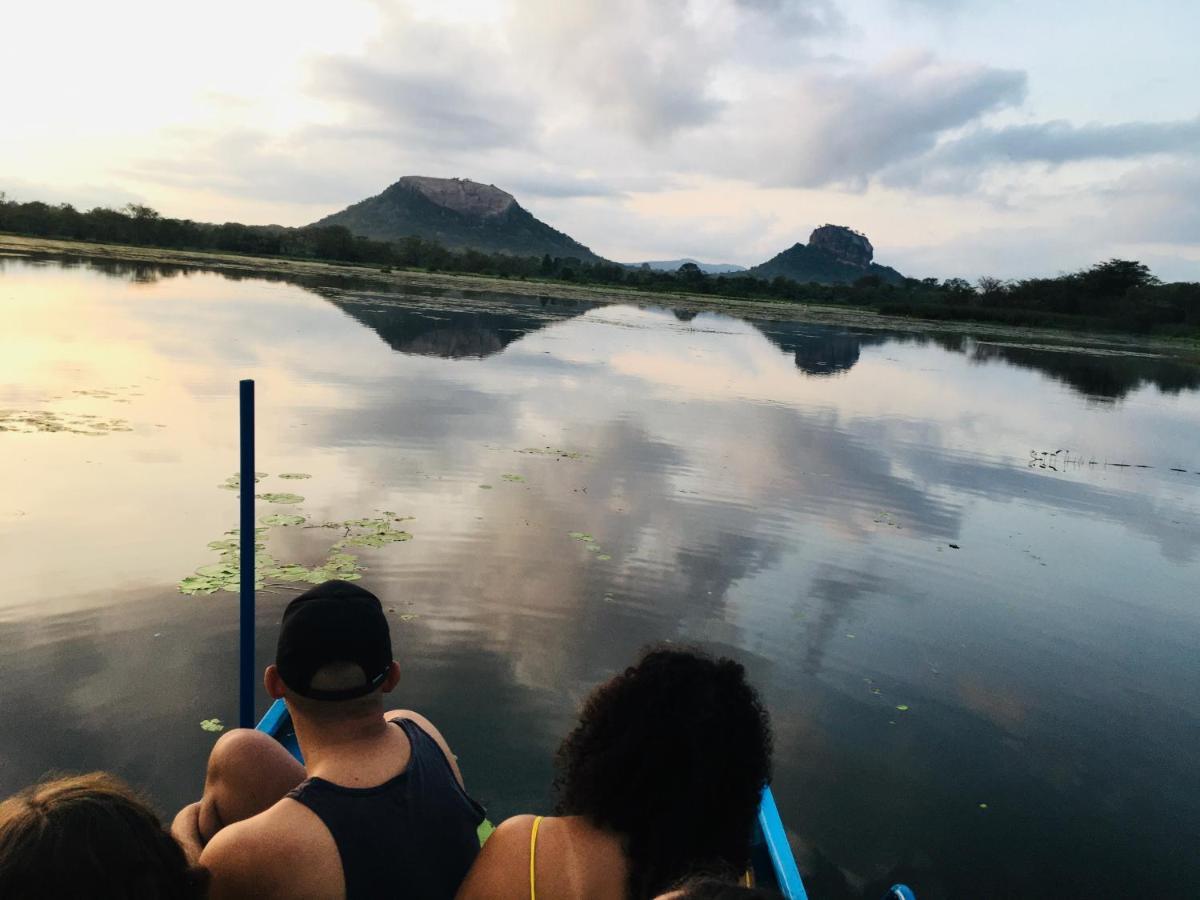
[529,816,544,900]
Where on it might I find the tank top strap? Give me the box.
[529,815,544,900]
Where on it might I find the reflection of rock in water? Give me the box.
[753,319,1200,401]
[754,323,889,376]
[324,296,598,359]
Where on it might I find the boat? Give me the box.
[237,379,913,899]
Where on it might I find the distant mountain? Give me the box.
[745,225,904,285]
[313,176,602,262]
[625,258,747,274]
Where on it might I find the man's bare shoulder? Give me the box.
[385,708,466,787]
[200,799,340,900]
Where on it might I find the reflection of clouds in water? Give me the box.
[800,566,889,677]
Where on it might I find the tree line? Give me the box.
[1,195,1196,335]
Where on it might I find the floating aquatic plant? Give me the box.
[180,483,414,595]
[200,718,225,732]
[0,409,133,436]
[332,513,413,549]
[277,473,312,480]
[501,473,525,482]
[260,514,306,527]
[568,532,595,542]
[220,472,268,490]
[257,492,304,504]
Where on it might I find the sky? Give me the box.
[2,0,1198,280]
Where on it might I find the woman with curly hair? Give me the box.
[0,772,205,899]
[457,645,773,900]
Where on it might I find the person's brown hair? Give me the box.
[0,772,203,899]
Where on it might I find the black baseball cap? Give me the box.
[275,580,393,701]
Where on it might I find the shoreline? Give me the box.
[3,233,1197,361]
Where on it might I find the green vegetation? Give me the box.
[2,195,1196,336]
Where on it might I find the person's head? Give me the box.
[657,876,783,899]
[266,580,401,724]
[0,772,203,899]
[554,645,773,899]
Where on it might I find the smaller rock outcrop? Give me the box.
[744,224,903,285]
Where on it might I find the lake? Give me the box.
[1,251,1198,898]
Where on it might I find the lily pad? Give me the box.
[501,473,525,482]
[479,484,493,490]
[200,718,225,733]
[568,532,595,542]
[179,575,223,595]
[257,492,304,505]
[895,704,910,712]
[260,514,306,527]
[596,554,612,561]
[277,473,312,480]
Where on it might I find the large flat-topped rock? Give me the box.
[313,176,602,260]
[396,176,515,219]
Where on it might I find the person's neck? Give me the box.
[290,708,400,779]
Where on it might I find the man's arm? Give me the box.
[170,802,205,866]
[199,803,342,900]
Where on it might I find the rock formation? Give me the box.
[313,177,601,261]
[807,225,874,269]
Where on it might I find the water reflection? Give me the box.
[320,290,599,359]
[2,251,1200,898]
[8,250,1199,402]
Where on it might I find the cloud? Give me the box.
[886,115,1200,190]
[131,129,382,206]
[700,52,1026,188]
[732,0,844,33]
[508,0,725,142]
[317,60,533,151]
[1101,161,1200,246]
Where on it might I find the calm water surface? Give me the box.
[2,254,1199,898]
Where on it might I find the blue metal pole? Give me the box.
[238,379,255,729]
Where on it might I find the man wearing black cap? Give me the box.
[172,580,485,899]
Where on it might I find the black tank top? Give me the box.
[287,717,485,900]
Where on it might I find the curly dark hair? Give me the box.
[554,645,773,899]
[665,876,783,899]
[0,772,204,900]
